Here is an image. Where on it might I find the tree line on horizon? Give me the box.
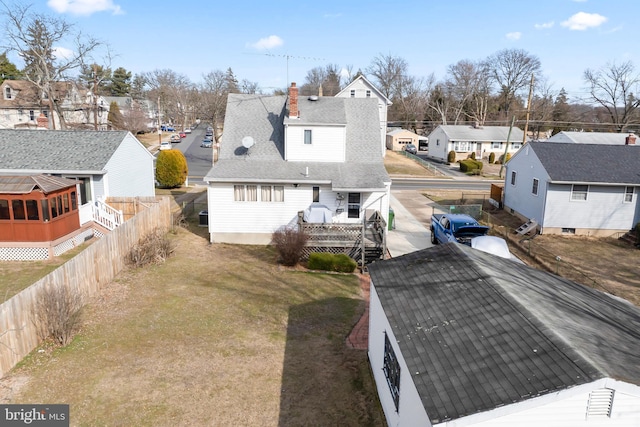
[1,2,640,137]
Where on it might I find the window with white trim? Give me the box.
[510,171,516,186]
[234,185,245,201]
[383,332,401,411]
[453,141,470,151]
[350,89,355,97]
[571,184,588,201]
[273,186,284,202]
[4,87,11,100]
[246,185,257,201]
[347,193,360,219]
[366,90,371,98]
[512,143,521,149]
[304,129,312,145]
[29,110,35,121]
[532,178,539,196]
[624,186,634,203]
[313,186,319,203]
[259,185,284,202]
[492,142,501,149]
[261,186,272,202]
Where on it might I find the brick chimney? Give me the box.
[625,133,636,145]
[36,113,49,129]
[288,82,299,119]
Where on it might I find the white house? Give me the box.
[0,129,156,226]
[203,82,391,245]
[427,124,525,162]
[503,142,640,236]
[368,243,640,427]
[546,131,639,145]
[335,75,392,157]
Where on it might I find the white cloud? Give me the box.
[506,32,521,40]
[53,46,74,60]
[561,12,607,30]
[247,35,284,51]
[47,0,123,16]
[534,21,554,29]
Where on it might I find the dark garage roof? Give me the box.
[368,243,640,423]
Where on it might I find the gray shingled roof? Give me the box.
[204,94,390,190]
[529,141,640,184]
[436,125,525,142]
[547,131,638,145]
[368,243,640,424]
[0,129,130,173]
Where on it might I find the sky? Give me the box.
[2,0,638,101]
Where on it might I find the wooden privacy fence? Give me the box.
[0,196,172,378]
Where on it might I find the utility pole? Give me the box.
[157,96,162,146]
[522,74,534,144]
[499,115,516,179]
[93,64,98,131]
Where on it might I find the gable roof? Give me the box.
[204,94,390,190]
[547,131,638,145]
[432,125,525,142]
[0,174,78,194]
[526,141,640,184]
[0,129,133,174]
[335,75,392,105]
[368,243,640,424]
[0,80,81,109]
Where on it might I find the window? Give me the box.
[624,186,634,203]
[510,171,517,186]
[50,196,58,218]
[75,177,91,205]
[350,89,355,98]
[42,110,49,118]
[532,178,539,196]
[562,228,576,234]
[41,199,50,222]
[29,110,35,121]
[70,191,77,210]
[304,129,312,145]
[26,200,39,220]
[453,141,469,152]
[273,186,284,202]
[313,186,319,203]
[62,193,70,213]
[4,87,10,99]
[246,185,257,202]
[492,142,501,149]
[512,143,521,149]
[0,199,9,220]
[347,193,360,219]
[234,185,245,201]
[261,186,272,202]
[12,200,25,220]
[571,184,588,201]
[366,90,371,98]
[383,332,401,411]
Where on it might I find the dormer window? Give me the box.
[304,129,312,145]
[4,87,11,100]
[350,89,355,98]
[366,90,371,98]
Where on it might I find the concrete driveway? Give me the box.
[386,190,435,257]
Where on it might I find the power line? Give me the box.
[245,52,326,85]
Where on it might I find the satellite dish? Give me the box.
[242,136,255,149]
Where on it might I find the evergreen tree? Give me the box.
[108,101,124,130]
[224,67,239,94]
[130,73,147,100]
[108,67,132,96]
[78,63,111,91]
[0,52,22,83]
[552,88,570,135]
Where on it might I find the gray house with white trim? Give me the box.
[368,243,640,427]
[0,129,155,226]
[428,124,525,162]
[546,131,639,145]
[503,142,640,236]
[203,83,391,245]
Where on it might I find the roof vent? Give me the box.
[308,95,318,101]
[586,388,614,418]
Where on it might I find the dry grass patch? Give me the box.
[384,150,438,176]
[3,229,384,426]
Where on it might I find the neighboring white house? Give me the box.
[203,82,391,245]
[427,124,525,162]
[386,128,427,152]
[0,129,156,226]
[368,243,640,427]
[0,80,110,130]
[335,75,392,157]
[503,142,640,236]
[546,131,639,145]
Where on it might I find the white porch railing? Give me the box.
[91,199,124,230]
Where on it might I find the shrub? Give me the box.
[496,153,512,165]
[488,152,496,164]
[271,226,309,266]
[447,150,456,163]
[156,149,188,188]
[32,285,82,346]
[127,229,175,267]
[308,252,357,273]
[459,159,483,173]
[470,151,476,160]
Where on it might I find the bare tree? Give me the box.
[200,70,228,142]
[366,53,409,100]
[0,1,101,129]
[583,61,640,132]
[394,74,433,130]
[142,69,193,129]
[485,49,541,118]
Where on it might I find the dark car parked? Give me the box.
[405,144,417,155]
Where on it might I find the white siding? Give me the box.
[369,283,432,427]
[427,128,449,161]
[103,133,155,197]
[285,124,346,162]
[543,184,638,231]
[503,145,549,225]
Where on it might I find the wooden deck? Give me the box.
[297,211,387,265]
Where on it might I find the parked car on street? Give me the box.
[405,144,417,155]
[161,124,175,131]
[201,139,213,148]
[184,127,192,134]
[170,134,181,143]
[179,132,187,138]
[159,141,172,151]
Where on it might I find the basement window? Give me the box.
[562,228,576,234]
[383,332,401,411]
